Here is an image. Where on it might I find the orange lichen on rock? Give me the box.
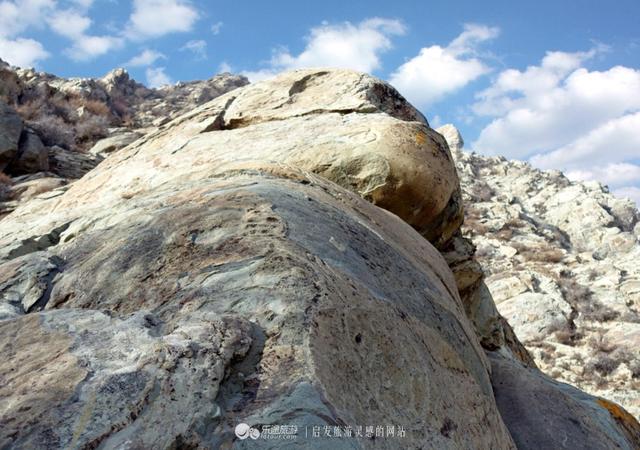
[596,398,640,443]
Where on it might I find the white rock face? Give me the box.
[1,70,639,448]
[0,69,518,449]
[438,123,640,419]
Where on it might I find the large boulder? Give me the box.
[0,69,637,449]
[7,129,49,174]
[0,100,23,171]
[0,164,515,448]
[72,69,463,247]
[48,146,103,179]
[490,352,640,450]
[88,130,142,156]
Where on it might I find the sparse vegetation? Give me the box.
[470,181,495,202]
[584,347,632,377]
[512,241,566,263]
[16,93,113,151]
[0,173,13,201]
[29,115,75,149]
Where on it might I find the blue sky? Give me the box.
[1,0,639,204]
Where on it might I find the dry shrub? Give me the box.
[495,228,513,241]
[84,99,111,117]
[630,359,640,379]
[557,273,593,308]
[548,320,582,346]
[588,334,616,354]
[512,242,565,263]
[558,273,619,322]
[582,303,619,322]
[0,172,13,201]
[471,181,495,202]
[75,114,109,145]
[464,205,490,235]
[586,354,619,376]
[28,115,75,149]
[585,348,631,377]
[15,97,45,120]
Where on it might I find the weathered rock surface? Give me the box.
[47,146,103,179]
[0,70,638,449]
[8,129,49,174]
[489,352,640,450]
[0,310,253,449]
[439,123,640,419]
[0,171,514,447]
[0,99,22,170]
[88,130,142,156]
[0,58,248,215]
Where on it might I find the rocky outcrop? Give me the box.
[8,129,48,174]
[0,69,638,449]
[0,99,22,170]
[440,123,640,419]
[88,130,142,156]
[0,59,247,214]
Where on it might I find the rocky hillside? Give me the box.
[0,69,639,449]
[0,58,247,216]
[438,124,640,419]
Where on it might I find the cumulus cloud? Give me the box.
[127,0,199,39]
[389,24,499,107]
[0,0,54,66]
[180,39,207,59]
[243,18,405,81]
[125,49,166,67]
[0,37,49,67]
[0,0,55,37]
[241,69,279,82]
[67,35,124,61]
[472,47,640,205]
[48,9,92,38]
[47,9,123,61]
[146,66,172,87]
[530,112,640,171]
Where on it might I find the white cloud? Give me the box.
[0,36,49,67]
[0,0,56,37]
[125,49,166,67]
[146,66,172,87]
[566,162,640,188]
[48,9,92,39]
[243,17,405,81]
[389,24,499,107]
[181,39,207,59]
[218,61,232,73]
[614,186,640,206]
[471,47,640,206]
[0,0,54,65]
[46,7,124,61]
[470,47,640,159]
[211,21,223,35]
[66,35,124,61]
[241,69,279,82]
[127,0,199,39]
[530,112,640,172]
